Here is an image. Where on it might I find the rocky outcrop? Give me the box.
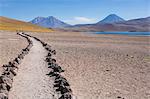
[0,33,33,99]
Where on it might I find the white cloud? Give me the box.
[65,17,97,25]
[74,17,94,22]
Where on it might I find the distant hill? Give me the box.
[97,14,125,24]
[116,17,150,26]
[112,17,150,31]
[30,16,71,28]
[66,16,150,32]
[0,16,53,32]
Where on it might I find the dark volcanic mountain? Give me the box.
[97,14,125,24]
[30,16,71,28]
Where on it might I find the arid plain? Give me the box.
[0,31,150,99]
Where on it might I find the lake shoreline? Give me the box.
[92,31,150,36]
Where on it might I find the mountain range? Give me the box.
[30,14,125,28]
[68,16,150,32]
[0,14,149,32]
[29,14,150,32]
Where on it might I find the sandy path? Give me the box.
[9,37,55,99]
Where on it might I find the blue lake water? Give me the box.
[94,32,150,36]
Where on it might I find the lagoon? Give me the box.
[94,32,150,36]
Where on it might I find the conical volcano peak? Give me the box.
[97,14,125,24]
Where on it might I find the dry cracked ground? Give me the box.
[0,31,150,99]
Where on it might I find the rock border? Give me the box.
[22,33,73,99]
[0,32,33,99]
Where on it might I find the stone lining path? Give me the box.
[9,36,55,99]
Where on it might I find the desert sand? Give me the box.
[0,31,150,99]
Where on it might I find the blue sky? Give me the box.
[0,0,149,24]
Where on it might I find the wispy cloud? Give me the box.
[65,17,97,25]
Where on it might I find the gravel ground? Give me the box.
[1,31,150,99]
[0,31,27,75]
[29,32,150,99]
[9,37,56,99]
